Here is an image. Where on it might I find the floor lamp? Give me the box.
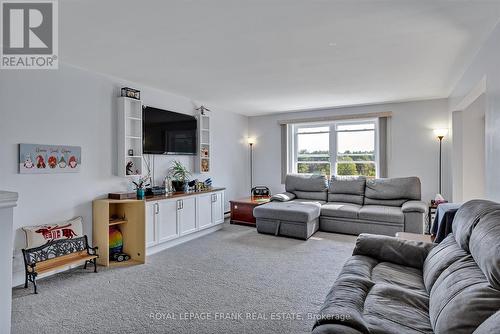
[433,129,448,195]
[248,137,256,194]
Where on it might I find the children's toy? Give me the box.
[112,252,130,262]
[109,226,123,259]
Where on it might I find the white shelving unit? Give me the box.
[117,97,144,177]
[196,113,210,174]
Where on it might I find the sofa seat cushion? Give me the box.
[363,284,433,334]
[253,201,321,223]
[321,202,361,219]
[372,262,426,292]
[315,255,432,334]
[359,205,404,224]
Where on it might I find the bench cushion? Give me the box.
[359,205,404,224]
[22,216,83,248]
[321,202,361,219]
[254,201,321,223]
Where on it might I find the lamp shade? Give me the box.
[247,137,256,145]
[433,128,448,138]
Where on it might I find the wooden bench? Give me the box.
[22,236,98,294]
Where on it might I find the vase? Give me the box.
[136,188,145,199]
[171,180,187,192]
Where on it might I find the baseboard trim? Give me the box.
[147,223,224,256]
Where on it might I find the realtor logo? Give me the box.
[1,0,58,69]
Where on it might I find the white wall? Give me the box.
[0,64,249,286]
[449,21,500,201]
[461,95,486,201]
[248,99,451,202]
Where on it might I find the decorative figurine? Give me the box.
[126,161,134,175]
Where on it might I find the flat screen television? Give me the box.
[143,106,197,155]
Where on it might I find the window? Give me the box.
[289,120,378,178]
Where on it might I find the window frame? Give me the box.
[288,118,379,178]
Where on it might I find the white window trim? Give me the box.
[288,118,379,178]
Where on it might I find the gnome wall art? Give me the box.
[19,144,81,174]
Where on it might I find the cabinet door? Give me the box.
[179,198,197,235]
[145,202,158,247]
[158,200,178,242]
[197,194,213,230]
[212,191,224,225]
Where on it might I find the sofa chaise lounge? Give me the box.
[254,174,427,239]
[312,199,500,333]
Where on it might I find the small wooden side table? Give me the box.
[230,196,271,226]
[427,202,438,234]
[395,232,433,243]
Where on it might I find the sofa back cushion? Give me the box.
[285,174,327,201]
[428,256,500,334]
[452,199,500,252]
[364,177,421,207]
[328,176,366,205]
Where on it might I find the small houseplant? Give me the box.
[169,160,191,192]
[132,174,150,199]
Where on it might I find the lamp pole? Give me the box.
[438,135,444,195]
[250,142,253,194]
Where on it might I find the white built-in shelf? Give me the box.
[196,113,211,174]
[117,97,144,177]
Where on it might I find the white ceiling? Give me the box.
[60,1,500,116]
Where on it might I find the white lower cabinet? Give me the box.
[179,197,196,235]
[158,199,178,242]
[197,194,213,230]
[145,202,158,247]
[212,192,224,225]
[146,190,225,254]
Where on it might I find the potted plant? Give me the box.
[169,160,191,192]
[132,174,150,200]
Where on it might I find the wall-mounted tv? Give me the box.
[143,106,197,155]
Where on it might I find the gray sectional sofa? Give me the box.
[254,174,427,239]
[312,199,500,333]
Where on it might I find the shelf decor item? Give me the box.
[169,160,191,192]
[132,174,150,200]
[120,87,141,100]
[19,143,81,174]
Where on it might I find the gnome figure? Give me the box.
[23,154,34,169]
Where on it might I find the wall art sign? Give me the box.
[19,143,81,174]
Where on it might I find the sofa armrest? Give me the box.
[402,200,427,213]
[270,192,296,202]
[352,233,435,269]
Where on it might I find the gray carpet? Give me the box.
[12,222,356,334]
